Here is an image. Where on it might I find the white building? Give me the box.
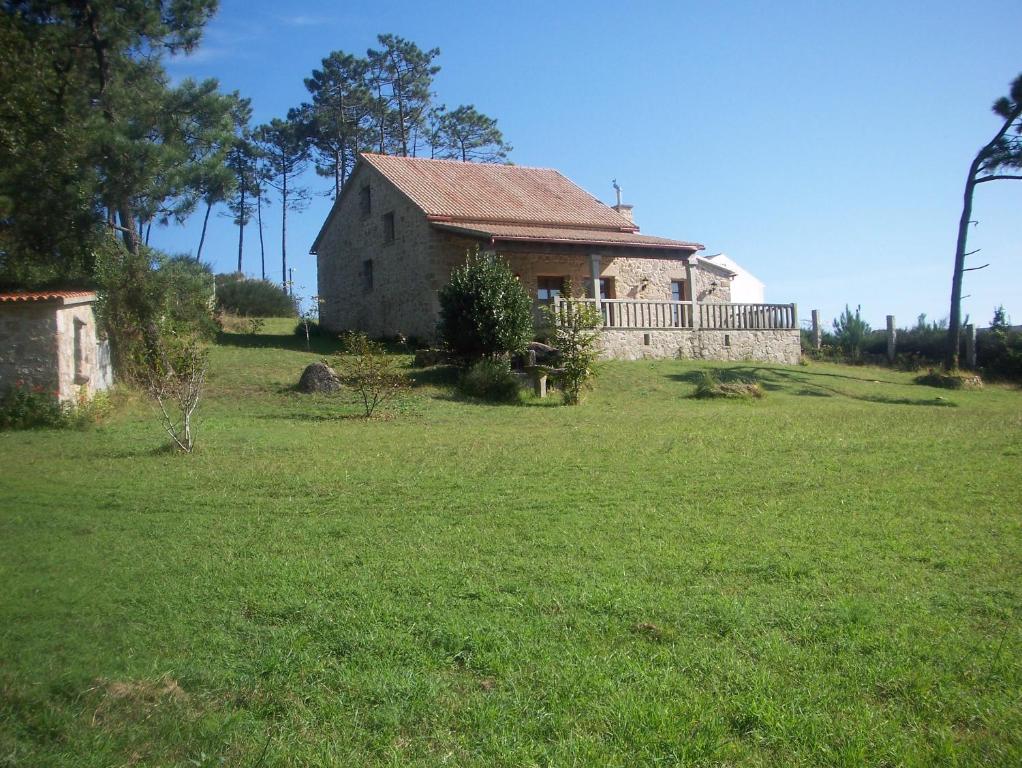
[704,253,765,304]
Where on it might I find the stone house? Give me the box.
[0,291,113,402]
[312,153,800,363]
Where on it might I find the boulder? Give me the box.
[297,361,341,393]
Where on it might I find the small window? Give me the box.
[382,211,395,243]
[671,280,689,302]
[537,276,565,303]
[359,185,371,216]
[362,259,374,293]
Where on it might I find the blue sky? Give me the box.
[164,0,1022,329]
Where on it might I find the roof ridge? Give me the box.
[426,215,637,233]
[360,152,563,175]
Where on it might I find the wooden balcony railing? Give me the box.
[551,297,798,331]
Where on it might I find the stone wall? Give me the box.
[316,163,441,341]
[55,303,111,401]
[0,300,112,402]
[0,303,58,397]
[599,328,802,365]
[431,241,731,306]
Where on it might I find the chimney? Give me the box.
[611,178,635,225]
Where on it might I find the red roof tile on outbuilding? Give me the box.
[0,290,97,305]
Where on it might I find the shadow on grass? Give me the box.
[254,411,369,422]
[669,366,958,407]
[216,330,343,355]
[407,365,460,389]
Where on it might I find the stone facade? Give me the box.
[0,294,112,402]
[314,157,799,366]
[316,162,731,342]
[316,162,440,341]
[598,328,802,365]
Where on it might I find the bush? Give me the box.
[692,370,764,399]
[914,368,983,390]
[293,319,325,338]
[458,359,521,403]
[215,273,296,317]
[832,305,871,362]
[95,242,218,379]
[0,382,112,431]
[0,381,65,429]
[977,307,1022,381]
[143,331,209,453]
[544,290,602,405]
[334,332,410,417]
[438,249,533,361]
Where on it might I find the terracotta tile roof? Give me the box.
[310,153,705,255]
[433,222,702,252]
[0,290,96,305]
[361,153,639,230]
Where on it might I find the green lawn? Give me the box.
[2,319,1020,766]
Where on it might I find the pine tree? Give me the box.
[946,74,1022,369]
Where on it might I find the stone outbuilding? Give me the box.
[0,291,113,403]
[312,154,800,364]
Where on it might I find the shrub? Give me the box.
[293,319,325,338]
[95,243,218,379]
[832,305,871,362]
[0,382,65,429]
[0,383,113,431]
[438,249,533,361]
[143,332,209,453]
[334,332,410,417]
[544,287,602,405]
[458,359,521,403]
[215,273,296,317]
[692,370,764,399]
[977,307,1022,381]
[914,368,983,390]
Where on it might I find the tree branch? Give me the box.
[963,263,990,272]
[975,174,1022,183]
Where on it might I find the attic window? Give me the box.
[383,211,395,243]
[360,185,371,216]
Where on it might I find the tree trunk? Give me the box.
[946,103,1022,369]
[281,171,288,294]
[196,201,212,261]
[119,204,141,256]
[257,194,266,280]
[945,172,977,370]
[334,147,342,199]
[237,183,245,274]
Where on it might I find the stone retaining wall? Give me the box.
[599,328,802,365]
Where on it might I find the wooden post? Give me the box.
[811,309,821,349]
[886,315,896,363]
[791,303,798,330]
[965,324,977,369]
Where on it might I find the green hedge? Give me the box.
[215,274,296,317]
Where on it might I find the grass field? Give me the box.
[2,318,1020,766]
